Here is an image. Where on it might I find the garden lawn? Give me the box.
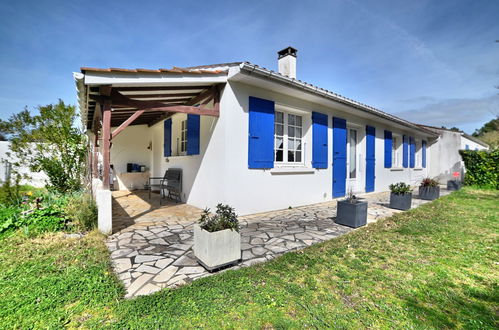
[0,188,497,328]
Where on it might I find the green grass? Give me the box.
[0,188,497,328]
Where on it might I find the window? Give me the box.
[180,120,187,153]
[274,111,303,163]
[415,140,421,167]
[348,129,357,179]
[392,135,402,167]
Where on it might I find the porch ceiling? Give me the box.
[86,83,221,128]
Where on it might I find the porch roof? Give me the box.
[74,66,228,129]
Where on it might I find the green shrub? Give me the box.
[21,207,67,233]
[0,207,21,233]
[389,182,412,195]
[459,149,499,189]
[199,204,239,233]
[64,192,97,231]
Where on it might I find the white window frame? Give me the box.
[274,110,304,165]
[392,134,402,168]
[180,119,187,155]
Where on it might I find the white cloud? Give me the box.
[394,94,499,129]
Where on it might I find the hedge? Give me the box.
[459,149,499,189]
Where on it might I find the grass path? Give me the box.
[0,188,497,328]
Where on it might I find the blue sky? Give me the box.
[0,0,498,134]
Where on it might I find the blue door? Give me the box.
[365,125,376,192]
[333,117,347,197]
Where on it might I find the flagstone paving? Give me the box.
[108,188,452,298]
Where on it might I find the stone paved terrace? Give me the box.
[107,188,452,298]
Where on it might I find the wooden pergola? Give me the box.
[82,69,223,189]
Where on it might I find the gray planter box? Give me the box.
[419,186,440,200]
[389,192,412,210]
[193,224,241,272]
[447,180,462,191]
[335,200,368,228]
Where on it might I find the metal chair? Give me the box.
[148,168,182,204]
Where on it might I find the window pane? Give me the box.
[288,150,294,162]
[288,139,295,151]
[288,126,295,138]
[349,129,357,179]
[296,116,302,126]
[296,140,302,151]
[275,111,283,123]
[295,128,302,138]
[295,151,302,162]
[275,124,283,136]
[288,114,295,126]
[275,149,283,162]
[275,137,283,149]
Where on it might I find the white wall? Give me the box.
[110,124,152,175]
[461,135,487,151]
[0,141,48,187]
[219,82,432,215]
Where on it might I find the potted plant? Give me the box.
[418,178,440,200]
[389,182,412,210]
[193,204,241,271]
[335,190,368,228]
[447,172,462,191]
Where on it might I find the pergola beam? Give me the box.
[111,110,145,139]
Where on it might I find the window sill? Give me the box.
[390,168,404,171]
[413,167,424,171]
[270,167,315,174]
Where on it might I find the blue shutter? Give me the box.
[332,117,347,197]
[163,119,172,157]
[384,130,392,168]
[248,96,274,168]
[186,114,200,155]
[409,137,415,168]
[402,135,408,168]
[312,112,328,169]
[465,144,469,150]
[365,125,376,192]
[422,140,427,168]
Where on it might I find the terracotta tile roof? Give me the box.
[80,66,228,74]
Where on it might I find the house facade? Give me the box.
[419,125,488,183]
[75,47,441,233]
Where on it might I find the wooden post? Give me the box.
[102,101,111,189]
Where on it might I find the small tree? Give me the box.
[0,100,87,193]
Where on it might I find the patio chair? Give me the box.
[148,168,182,204]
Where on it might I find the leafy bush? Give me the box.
[420,178,439,187]
[0,207,21,233]
[199,204,239,233]
[64,192,97,230]
[459,149,499,189]
[389,182,412,195]
[21,207,67,233]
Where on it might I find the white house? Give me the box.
[418,125,488,183]
[0,141,47,187]
[75,47,445,233]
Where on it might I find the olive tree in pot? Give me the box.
[418,178,440,200]
[335,190,368,228]
[389,182,412,210]
[194,204,241,272]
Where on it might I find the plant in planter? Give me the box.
[335,190,368,228]
[389,182,412,210]
[419,177,440,200]
[447,171,462,191]
[193,204,241,271]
